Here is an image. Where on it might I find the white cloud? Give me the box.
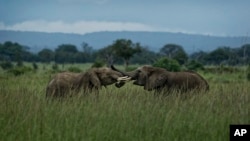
[0,20,229,36]
[0,20,158,34]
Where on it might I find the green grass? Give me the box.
[0,63,249,141]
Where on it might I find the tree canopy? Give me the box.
[110,39,142,69]
[160,44,188,65]
[1,41,250,68]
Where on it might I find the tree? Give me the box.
[81,42,94,62]
[38,48,54,63]
[82,42,93,55]
[237,44,250,64]
[111,39,141,69]
[190,51,208,65]
[153,57,181,72]
[95,45,116,67]
[204,47,238,65]
[55,44,79,64]
[186,60,204,71]
[131,47,159,64]
[55,44,78,53]
[0,41,26,65]
[160,44,188,65]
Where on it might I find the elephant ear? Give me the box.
[145,72,167,91]
[89,71,101,89]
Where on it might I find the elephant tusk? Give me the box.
[117,76,131,81]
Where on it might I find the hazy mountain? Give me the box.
[0,30,248,53]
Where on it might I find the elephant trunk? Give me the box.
[111,65,137,80]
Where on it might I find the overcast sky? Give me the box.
[0,0,249,36]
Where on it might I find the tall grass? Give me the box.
[0,66,249,141]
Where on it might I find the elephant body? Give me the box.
[46,67,129,97]
[111,65,209,93]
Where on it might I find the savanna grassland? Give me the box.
[0,63,249,141]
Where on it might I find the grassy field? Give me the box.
[0,63,249,141]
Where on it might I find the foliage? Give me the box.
[38,48,54,63]
[0,61,13,70]
[191,45,250,65]
[1,41,250,67]
[95,45,117,67]
[189,51,208,64]
[153,57,181,72]
[52,63,59,71]
[67,66,82,73]
[238,44,250,64]
[7,66,33,76]
[32,62,38,70]
[55,44,78,53]
[111,39,142,69]
[204,65,240,74]
[55,44,78,63]
[0,41,39,63]
[91,60,105,68]
[130,47,159,64]
[160,44,188,65]
[125,66,138,71]
[204,47,233,65]
[247,65,250,81]
[186,60,204,71]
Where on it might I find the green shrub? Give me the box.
[125,66,137,71]
[153,57,181,72]
[247,65,250,81]
[32,62,38,70]
[92,60,104,68]
[16,60,23,67]
[0,61,13,70]
[186,60,204,71]
[247,73,250,81]
[68,66,82,73]
[52,63,59,70]
[7,66,32,76]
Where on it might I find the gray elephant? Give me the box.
[111,65,209,93]
[46,67,130,97]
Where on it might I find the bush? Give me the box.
[68,66,82,73]
[92,60,104,68]
[186,60,204,71]
[153,57,181,72]
[16,61,23,67]
[0,61,13,70]
[247,73,250,81]
[52,63,59,70]
[32,62,38,70]
[7,66,32,76]
[247,65,250,81]
[126,66,137,71]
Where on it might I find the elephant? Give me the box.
[111,65,209,93]
[46,67,130,97]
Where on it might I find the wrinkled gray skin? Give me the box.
[111,65,209,93]
[46,67,126,97]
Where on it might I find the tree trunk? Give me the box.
[106,55,114,67]
[124,59,129,71]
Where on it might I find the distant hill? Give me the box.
[0,30,248,53]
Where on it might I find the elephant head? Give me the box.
[84,67,130,88]
[111,65,209,92]
[111,65,169,91]
[46,67,131,97]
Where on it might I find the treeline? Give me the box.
[0,39,250,68]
